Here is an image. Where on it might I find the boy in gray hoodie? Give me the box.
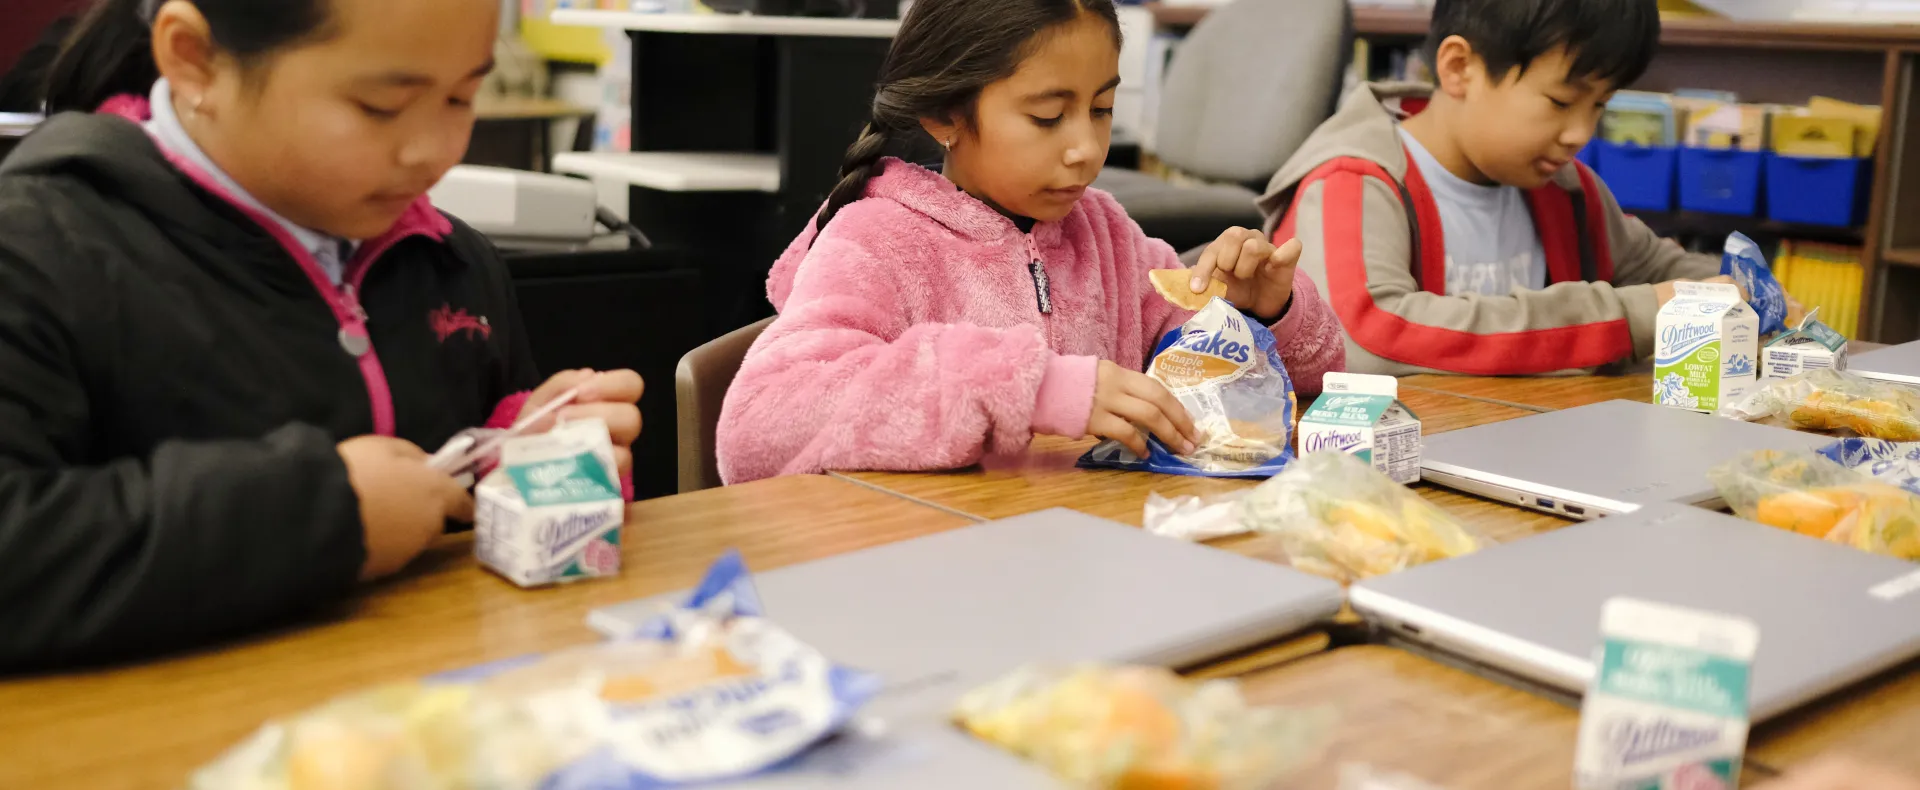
[1259,0,1729,376]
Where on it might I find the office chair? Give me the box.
[1095,0,1353,252]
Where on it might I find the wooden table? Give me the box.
[1402,372,1653,412]
[838,387,1569,544]
[1237,645,1585,790]
[0,475,977,790]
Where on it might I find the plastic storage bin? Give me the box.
[1677,147,1764,216]
[1765,154,1870,227]
[1576,144,1597,169]
[1595,141,1677,212]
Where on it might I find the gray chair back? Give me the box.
[675,317,773,493]
[1153,0,1353,185]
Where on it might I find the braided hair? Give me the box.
[813,0,1120,234]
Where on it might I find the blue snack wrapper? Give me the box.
[1817,438,1920,496]
[190,551,881,789]
[1721,231,1788,335]
[1078,299,1297,478]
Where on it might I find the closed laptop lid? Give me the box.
[589,508,1344,719]
[1351,503,1920,721]
[1421,399,1831,512]
[1851,341,1920,385]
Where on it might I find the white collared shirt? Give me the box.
[144,79,357,285]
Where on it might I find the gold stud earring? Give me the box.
[942,136,954,151]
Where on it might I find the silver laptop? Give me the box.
[589,507,1343,720]
[1849,341,1920,386]
[1351,503,1920,722]
[1421,399,1831,518]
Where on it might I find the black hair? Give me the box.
[44,0,333,114]
[1426,0,1659,89]
[813,0,1121,233]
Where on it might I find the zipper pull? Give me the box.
[337,284,371,357]
[1028,259,1053,315]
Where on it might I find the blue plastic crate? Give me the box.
[1677,147,1763,216]
[1766,154,1870,227]
[1576,144,1597,169]
[1595,141,1677,212]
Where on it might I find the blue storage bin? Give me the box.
[1576,144,1597,169]
[1766,154,1870,227]
[1677,147,1763,216]
[1595,141,1677,212]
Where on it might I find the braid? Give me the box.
[814,122,892,235]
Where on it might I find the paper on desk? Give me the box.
[1143,491,1252,541]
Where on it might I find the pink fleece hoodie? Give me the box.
[716,159,1345,483]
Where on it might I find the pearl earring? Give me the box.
[942,136,953,151]
[188,94,205,119]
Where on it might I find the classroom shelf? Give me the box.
[548,10,900,37]
[1884,247,1920,268]
[552,152,781,193]
[1635,210,1867,248]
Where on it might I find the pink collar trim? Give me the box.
[95,93,452,245]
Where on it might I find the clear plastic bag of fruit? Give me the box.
[1234,450,1489,582]
[953,664,1334,790]
[1708,449,1920,560]
[1725,369,1920,441]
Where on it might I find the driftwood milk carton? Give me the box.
[1575,598,1758,790]
[1653,283,1757,414]
[1763,312,1849,380]
[1297,372,1422,484]
[475,418,624,587]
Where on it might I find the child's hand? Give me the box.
[339,436,473,581]
[522,369,645,478]
[1090,360,1199,458]
[1190,228,1303,321]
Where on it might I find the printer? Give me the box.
[428,165,648,252]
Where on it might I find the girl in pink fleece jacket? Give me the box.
[716,0,1345,484]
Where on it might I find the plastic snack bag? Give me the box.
[1707,449,1920,560]
[189,552,880,790]
[1725,368,1920,441]
[1143,490,1254,541]
[1818,437,1920,496]
[953,664,1334,790]
[1339,764,1453,790]
[1235,450,1488,582]
[1721,231,1788,335]
[1079,298,1297,477]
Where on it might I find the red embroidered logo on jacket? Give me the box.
[430,305,492,342]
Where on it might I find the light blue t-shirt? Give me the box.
[1398,126,1547,297]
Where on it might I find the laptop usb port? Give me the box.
[1535,497,1556,510]
[1563,504,1586,517]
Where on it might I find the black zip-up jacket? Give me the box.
[0,111,539,671]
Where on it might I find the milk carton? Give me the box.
[1297,372,1423,484]
[1763,312,1849,380]
[1653,282,1758,414]
[475,418,625,587]
[1574,598,1758,790]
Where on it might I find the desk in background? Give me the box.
[465,96,594,172]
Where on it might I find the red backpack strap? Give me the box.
[1572,161,1615,282]
[1523,181,1585,285]
[1395,145,1449,296]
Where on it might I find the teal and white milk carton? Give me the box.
[1574,598,1759,790]
[1653,282,1757,414]
[1297,372,1422,484]
[475,418,625,587]
[1763,311,1849,380]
